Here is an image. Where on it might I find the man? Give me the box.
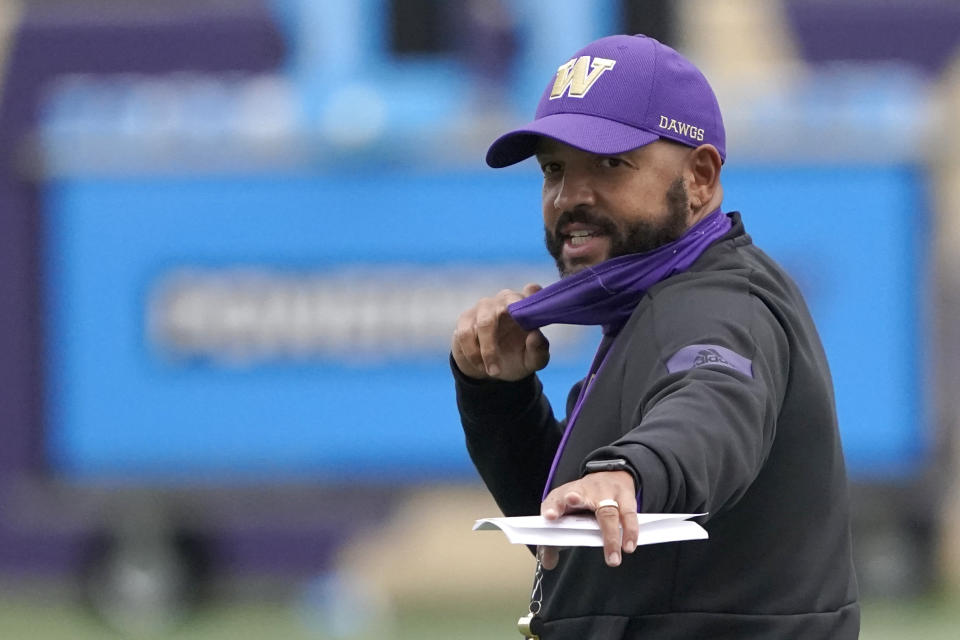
[451,34,859,638]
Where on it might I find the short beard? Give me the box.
[544,177,691,277]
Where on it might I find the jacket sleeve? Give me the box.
[452,355,568,517]
[585,278,790,518]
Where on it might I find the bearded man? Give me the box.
[450,34,859,639]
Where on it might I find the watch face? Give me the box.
[586,459,627,472]
[584,459,639,494]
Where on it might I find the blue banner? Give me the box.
[42,165,929,483]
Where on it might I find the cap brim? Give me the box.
[485,113,660,168]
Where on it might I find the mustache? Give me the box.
[550,208,618,239]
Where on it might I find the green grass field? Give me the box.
[2,593,959,639]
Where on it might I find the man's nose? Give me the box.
[553,170,596,212]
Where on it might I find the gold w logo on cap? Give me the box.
[550,56,616,100]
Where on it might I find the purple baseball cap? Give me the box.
[486,34,726,168]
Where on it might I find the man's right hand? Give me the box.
[451,283,550,381]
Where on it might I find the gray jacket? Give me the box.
[454,213,860,639]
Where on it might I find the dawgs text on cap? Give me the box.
[486,34,726,168]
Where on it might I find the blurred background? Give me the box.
[1,0,959,638]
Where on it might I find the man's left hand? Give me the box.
[539,471,639,569]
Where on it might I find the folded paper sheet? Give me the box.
[473,513,707,547]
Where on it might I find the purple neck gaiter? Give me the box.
[508,208,731,335]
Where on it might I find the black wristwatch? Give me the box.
[582,458,640,492]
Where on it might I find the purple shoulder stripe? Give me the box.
[666,344,753,378]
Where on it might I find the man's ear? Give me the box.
[685,144,723,216]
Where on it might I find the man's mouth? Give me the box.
[546,213,618,275]
[557,223,611,273]
[560,222,608,248]
[566,229,597,246]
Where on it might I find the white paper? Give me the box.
[473,513,707,547]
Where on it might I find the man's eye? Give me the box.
[600,157,624,168]
[541,162,560,176]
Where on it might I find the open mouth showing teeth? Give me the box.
[567,230,596,246]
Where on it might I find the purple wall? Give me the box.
[786,0,960,75]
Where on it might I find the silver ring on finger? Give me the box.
[596,499,619,510]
